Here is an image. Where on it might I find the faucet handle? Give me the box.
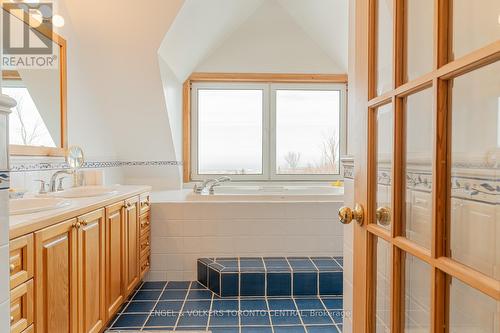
[34,180,48,194]
[57,177,68,192]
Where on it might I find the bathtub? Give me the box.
[148,186,345,281]
[152,186,344,202]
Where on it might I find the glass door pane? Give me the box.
[375,237,391,332]
[450,61,500,279]
[376,103,393,230]
[406,0,434,80]
[376,0,394,95]
[404,88,434,250]
[404,254,431,332]
[450,278,500,332]
[453,0,500,59]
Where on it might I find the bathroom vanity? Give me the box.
[8,186,151,333]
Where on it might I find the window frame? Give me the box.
[185,73,348,183]
[269,82,347,181]
[190,82,271,181]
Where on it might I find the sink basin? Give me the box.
[51,186,117,198]
[10,198,71,215]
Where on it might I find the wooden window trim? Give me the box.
[182,72,348,183]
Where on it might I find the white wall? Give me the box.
[148,198,344,281]
[53,0,184,188]
[196,1,344,73]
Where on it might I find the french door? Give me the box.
[346,0,500,332]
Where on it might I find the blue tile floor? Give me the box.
[106,281,345,332]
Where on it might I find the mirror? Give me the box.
[66,146,84,169]
[1,4,67,156]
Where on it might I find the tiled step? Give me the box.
[197,256,343,297]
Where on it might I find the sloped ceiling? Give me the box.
[277,0,348,71]
[159,0,265,82]
[159,0,348,81]
[195,0,343,73]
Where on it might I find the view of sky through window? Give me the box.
[198,89,263,174]
[276,89,340,175]
[196,86,341,178]
[3,87,56,147]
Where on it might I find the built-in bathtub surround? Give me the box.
[197,257,343,298]
[0,94,16,332]
[148,191,344,281]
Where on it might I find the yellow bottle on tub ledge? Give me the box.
[330,180,343,187]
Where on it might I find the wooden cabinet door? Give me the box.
[35,219,78,333]
[104,201,126,318]
[124,197,140,295]
[77,209,106,333]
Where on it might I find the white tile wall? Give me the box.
[147,201,344,281]
[8,158,124,195]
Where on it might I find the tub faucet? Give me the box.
[193,176,231,194]
[208,176,231,194]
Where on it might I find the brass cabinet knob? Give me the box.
[338,204,364,225]
[80,220,88,226]
[376,206,391,226]
[9,264,15,273]
[10,316,14,323]
[74,222,81,229]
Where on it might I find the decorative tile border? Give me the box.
[343,164,354,179]
[0,171,9,190]
[9,160,183,172]
[342,160,499,204]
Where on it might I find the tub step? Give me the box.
[197,256,343,297]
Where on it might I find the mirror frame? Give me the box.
[2,7,67,157]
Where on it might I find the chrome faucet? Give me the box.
[193,176,231,194]
[49,169,74,192]
[207,176,231,194]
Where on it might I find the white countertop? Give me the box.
[9,185,151,240]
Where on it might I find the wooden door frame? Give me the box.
[351,0,500,332]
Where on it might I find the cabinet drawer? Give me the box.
[140,254,150,279]
[139,212,150,236]
[9,234,34,290]
[140,232,150,259]
[10,279,34,333]
[139,192,150,215]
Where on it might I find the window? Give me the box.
[190,82,346,181]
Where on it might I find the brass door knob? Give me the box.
[338,204,364,225]
[376,207,391,226]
